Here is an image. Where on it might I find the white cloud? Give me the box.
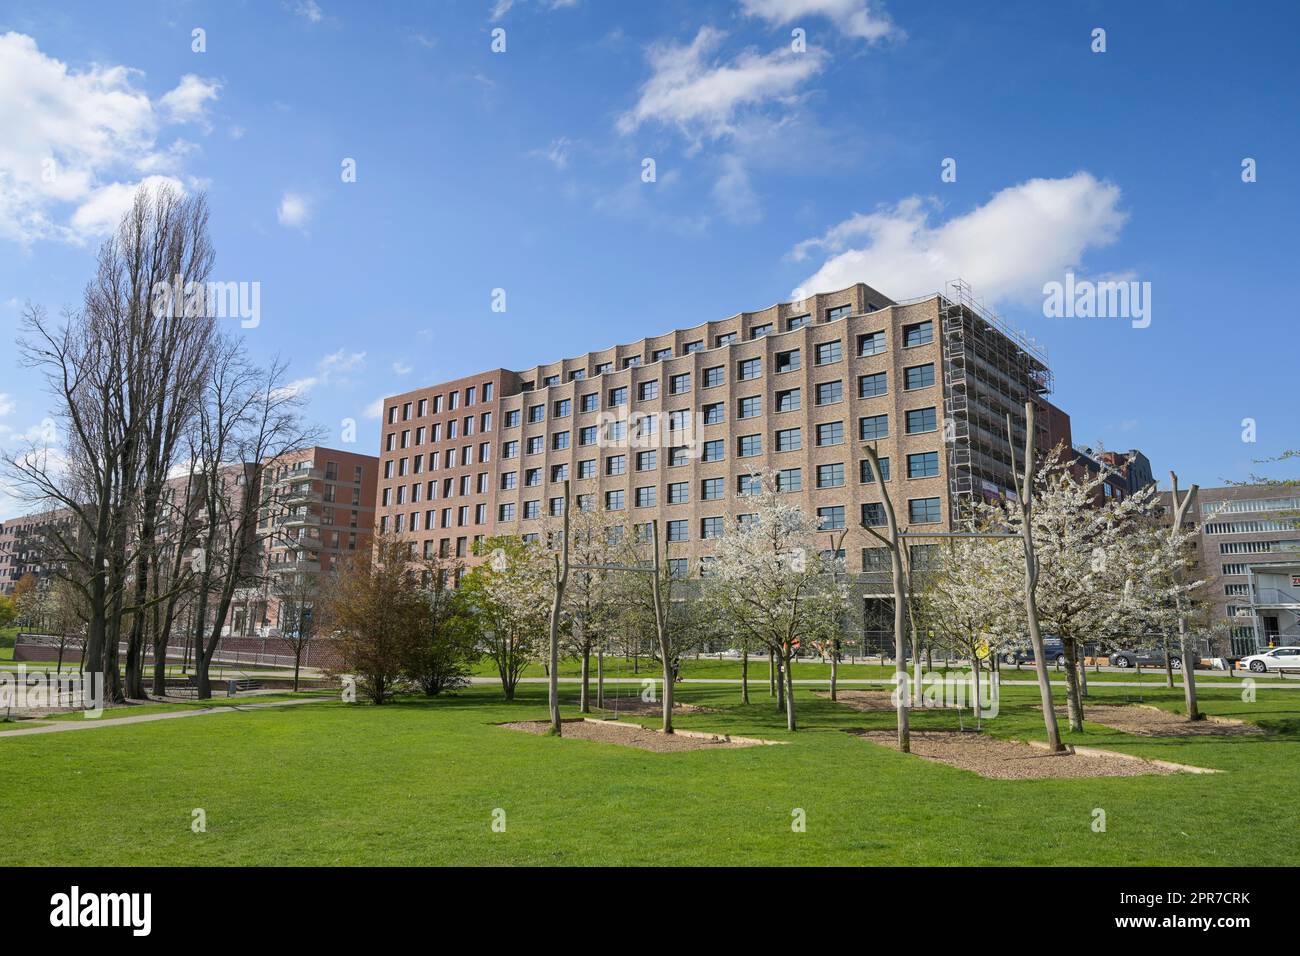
[791,172,1128,304]
[617,27,825,142]
[293,1,324,23]
[491,0,577,19]
[159,74,222,125]
[392,361,413,376]
[740,0,901,43]
[0,393,14,417]
[280,349,367,399]
[277,191,313,230]
[533,136,573,170]
[364,397,385,420]
[713,154,761,224]
[0,32,220,245]
[69,175,185,237]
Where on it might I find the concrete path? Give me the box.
[0,696,330,738]
[468,676,1300,690]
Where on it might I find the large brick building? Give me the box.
[376,281,1065,602]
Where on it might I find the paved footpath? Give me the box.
[0,696,330,738]
[469,676,1300,690]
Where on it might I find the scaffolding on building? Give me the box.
[938,279,1052,523]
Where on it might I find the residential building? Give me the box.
[377,280,1065,647]
[0,508,75,596]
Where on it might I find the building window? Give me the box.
[776,427,801,452]
[580,393,598,413]
[716,332,737,347]
[826,304,852,322]
[579,425,597,446]
[501,471,517,490]
[639,380,659,401]
[523,500,540,520]
[623,356,641,369]
[702,402,725,425]
[668,558,689,579]
[817,506,846,530]
[668,482,689,504]
[503,441,519,459]
[525,468,541,487]
[859,372,887,399]
[653,347,673,362]
[738,434,762,457]
[909,497,941,524]
[551,464,569,482]
[816,421,844,446]
[775,388,801,412]
[701,517,724,539]
[552,431,570,450]
[859,415,889,441]
[750,323,772,338]
[577,459,596,479]
[703,365,725,388]
[738,358,762,381]
[903,320,934,347]
[905,407,938,434]
[609,386,627,407]
[787,314,809,330]
[667,520,688,543]
[775,349,799,373]
[815,340,842,365]
[498,503,517,521]
[701,477,724,500]
[669,446,689,467]
[702,439,725,462]
[907,452,940,478]
[635,486,657,508]
[904,364,936,390]
[528,404,545,423]
[863,547,890,571]
[817,463,845,488]
[737,474,762,496]
[526,436,544,455]
[738,396,762,419]
[554,398,572,417]
[605,490,625,511]
[862,502,887,527]
[684,340,703,353]
[777,468,802,492]
[858,331,886,357]
[860,457,891,483]
[815,381,843,406]
[669,373,691,395]
[606,455,626,476]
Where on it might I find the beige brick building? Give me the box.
[376,281,1063,612]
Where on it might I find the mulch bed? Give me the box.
[851,729,1185,779]
[590,696,711,717]
[814,689,959,711]
[1052,703,1264,737]
[498,719,773,753]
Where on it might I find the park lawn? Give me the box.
[1,679,1298,866]
[472,655,1247,684]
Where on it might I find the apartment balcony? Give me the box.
[273,467,324,485]
[286,535,323,551]
[282,487,322,507]
[1253,587,1300,609]
[280,513,321,529]
[280,557,321,573]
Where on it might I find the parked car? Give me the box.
[1239,645,1300,673]
[1002,639,1067,666]
[1109,647,1186,669]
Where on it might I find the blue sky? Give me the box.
[1,0,1297,519]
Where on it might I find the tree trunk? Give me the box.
[1168,474,1202,721]
[741,649,749,704]
[596,648,604,709]
[829,645,838,702]
[293,649,302,693]
[783,650,797,732]
[580,646,591,714]
[547,481,570,735]
[1162,634,1175,688]
[775,654,785,713]
[768,649,776,696]
[1061,637,1084,733]
[972,654,982,727]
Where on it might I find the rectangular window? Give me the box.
[525,468,541,487]
[859,372,887,398]
[662,481,686,504]
[738,358,762,381]
[858,331,886,356]
[526,436,544,455]
[903,321,934,347]
[861,502,886,527]
[776,388,801,412]
[635,486,657,508]
[605,490,625,511]
[498,503,516,521]
[738,395,762,419]
[505,409,520,428]
[702,402,725,425]
[669,446,689,467]
[815,340,842,365]
[904,364,936,390]
[703,365,725,388]
[636,450,657,471]
[609,386,627,407]
[606,455,626,476]
[549,497,565,517]
[554,398,572,417]
[738,434,762,457]
[775,349,799,373]
[501,471,518,490]
[503,440,519,459]
[702,439,725,462]
[667,520,688,543]
[579,425,597,446]
[580,392,598,413]
[816,421,844,446]
[737,474,761,496]
[523,500,540,520]
[701,517,724,539]
[776,468,802,492]
[862,547,890,571]
[907,452,940,478]
[826,304,852,322]
[528,404,545,423]
[669,373,691,395]
[594,363,611,376]
[551,463,569,482]
[905,407,938,434]
[639,380,659,401]
[907,497,942,524]
[622,356,641,369]
[668,558,689,579]
[776,427,801,452]
[815,381,843,406]
[859,457,891,483]
[701,477,724,500]
[859,415,889,441]
[716,332,737,347]
[817,506,845,530]
[653,347,673,362]
[787,314,809,330]
[817,463,845,488]
[750,322,772,338]
[552,431,570,450]
[577,459,596,479]
[684,340,703,353]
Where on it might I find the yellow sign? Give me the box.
[975,639,990,660]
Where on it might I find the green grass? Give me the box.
[2,677,1298,866]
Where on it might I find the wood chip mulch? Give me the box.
[851,729,1181,779]
[1053,704,1265,737]
[814,689,958,711]
[498,719,768,752]
[590,697,711,717]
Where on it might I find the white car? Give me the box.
[1240,646,1300,673]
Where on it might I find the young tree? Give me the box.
[402,555,478,696]
[706,469,849,732]
[1166,472,1203,719]
[555,502,621,713]
[269,565,322,693]
[460,536,550,701]
[318,536,424,705]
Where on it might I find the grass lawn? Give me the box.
[2,678,1298,866]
